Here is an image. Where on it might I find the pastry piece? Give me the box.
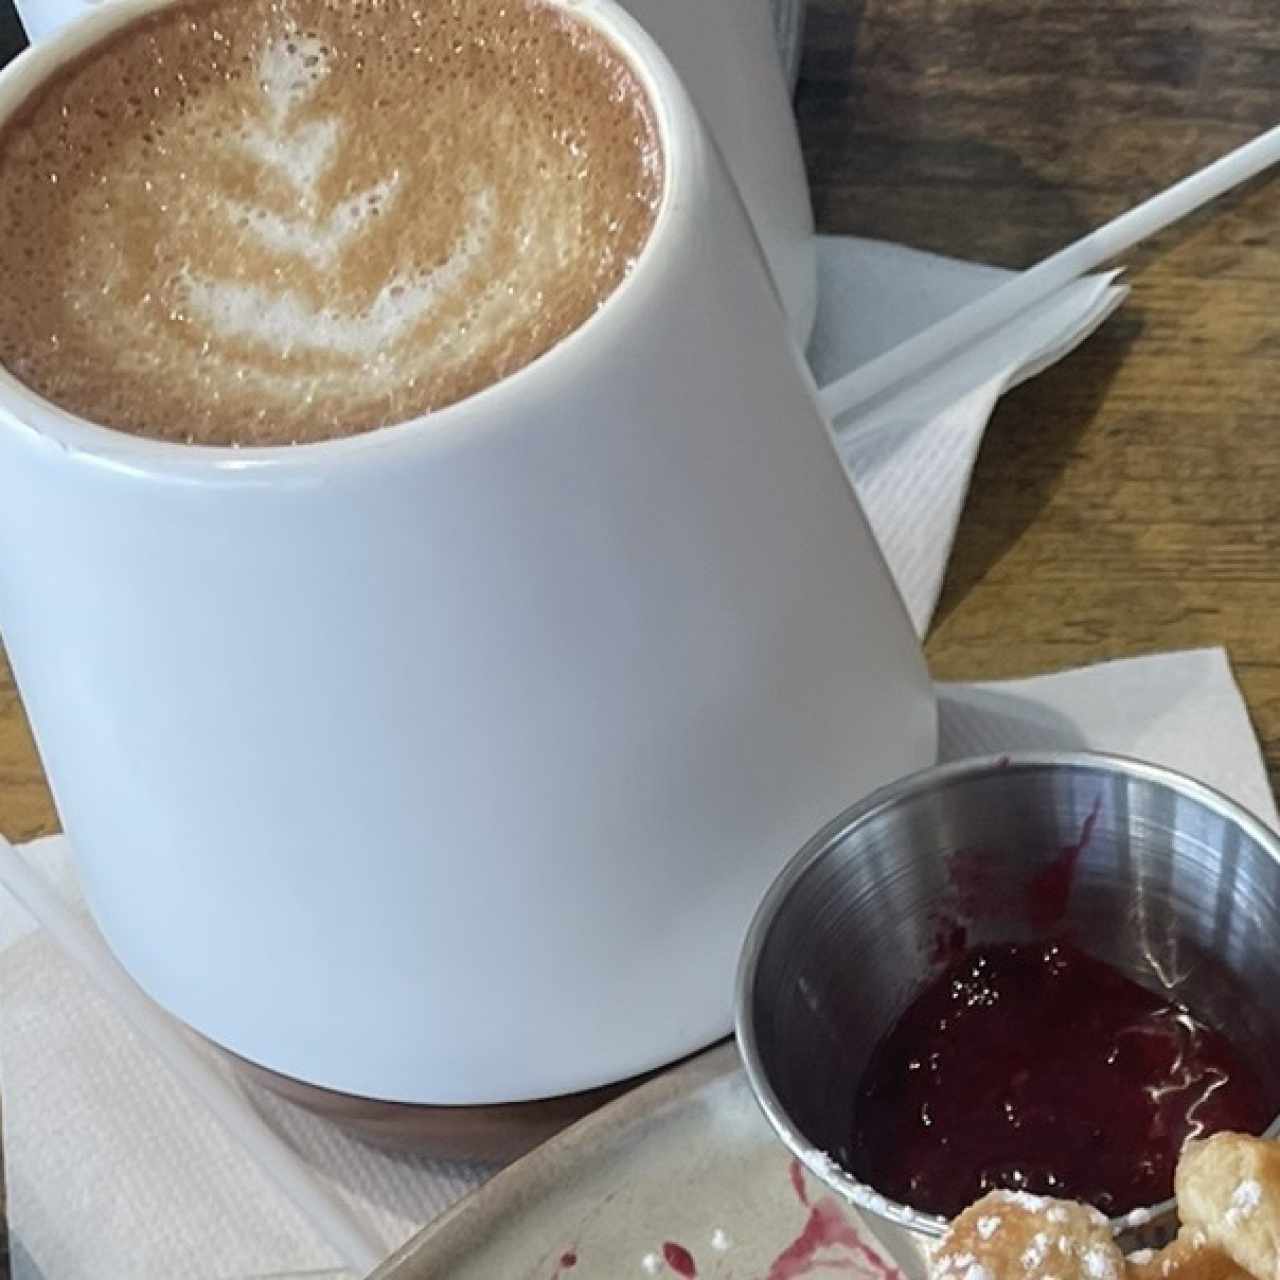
[932,1189,1125,1280]
[1177,1133,1280,1280]
[1128,1233,1253,1280]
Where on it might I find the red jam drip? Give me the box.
[849,942,1275,1218]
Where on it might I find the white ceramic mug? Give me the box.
[0,0,935,1104]
[10,0,819,345]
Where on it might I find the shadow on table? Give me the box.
[929,305,1142,631]
[937,684,1090,758]
[8,1236,41,1279]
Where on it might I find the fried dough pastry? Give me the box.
[932,1190,1125,1280]
[1127,1233,1253,1280]
[1175,1133,1280,1280]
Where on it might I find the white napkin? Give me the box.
[813,237,1126,634]
[0,236,1207,1280]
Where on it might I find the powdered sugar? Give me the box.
[977,1216,1002,1240]
[1084,1245,1119,1280]
[1226,1178,1262,1226]
[992,1190,1051,1212]
[1022,1232,1051,1270]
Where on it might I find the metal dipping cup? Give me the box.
[735,752,1280,1276]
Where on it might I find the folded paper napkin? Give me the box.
[812,237,1125,633]
[8,239,1254,1280]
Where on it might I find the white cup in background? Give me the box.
[618,0,817,344]
[0,0,933,1104]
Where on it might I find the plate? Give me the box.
[372,1041,913,1280]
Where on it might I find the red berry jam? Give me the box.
[849,941,1275,1217]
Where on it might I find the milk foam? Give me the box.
[0,0,662,444]
[224,37,398,268]
[180,189,493,357]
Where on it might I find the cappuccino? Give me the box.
[0,0,662,445]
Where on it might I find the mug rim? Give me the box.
[733,748,1280,1241]
[0,0,694,472]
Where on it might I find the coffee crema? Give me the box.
[0,0,662,445]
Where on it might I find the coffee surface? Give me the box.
[0,0,661,445]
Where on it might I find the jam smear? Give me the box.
[849,941,1275,1218]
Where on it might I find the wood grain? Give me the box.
[796,0,1280,791]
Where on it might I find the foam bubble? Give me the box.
[220,171,401,266]
[237,116,340,198]
[180,188,493,359]
[257,31,331,118]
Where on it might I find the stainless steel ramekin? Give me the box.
[736,752,1280,1275]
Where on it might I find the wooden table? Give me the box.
[3,0,1280,1269]
[798,0,1280,786]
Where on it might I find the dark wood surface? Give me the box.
[796,0,1280,781]
[3,0,1280,1271]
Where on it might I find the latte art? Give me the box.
[0,0,662,445]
